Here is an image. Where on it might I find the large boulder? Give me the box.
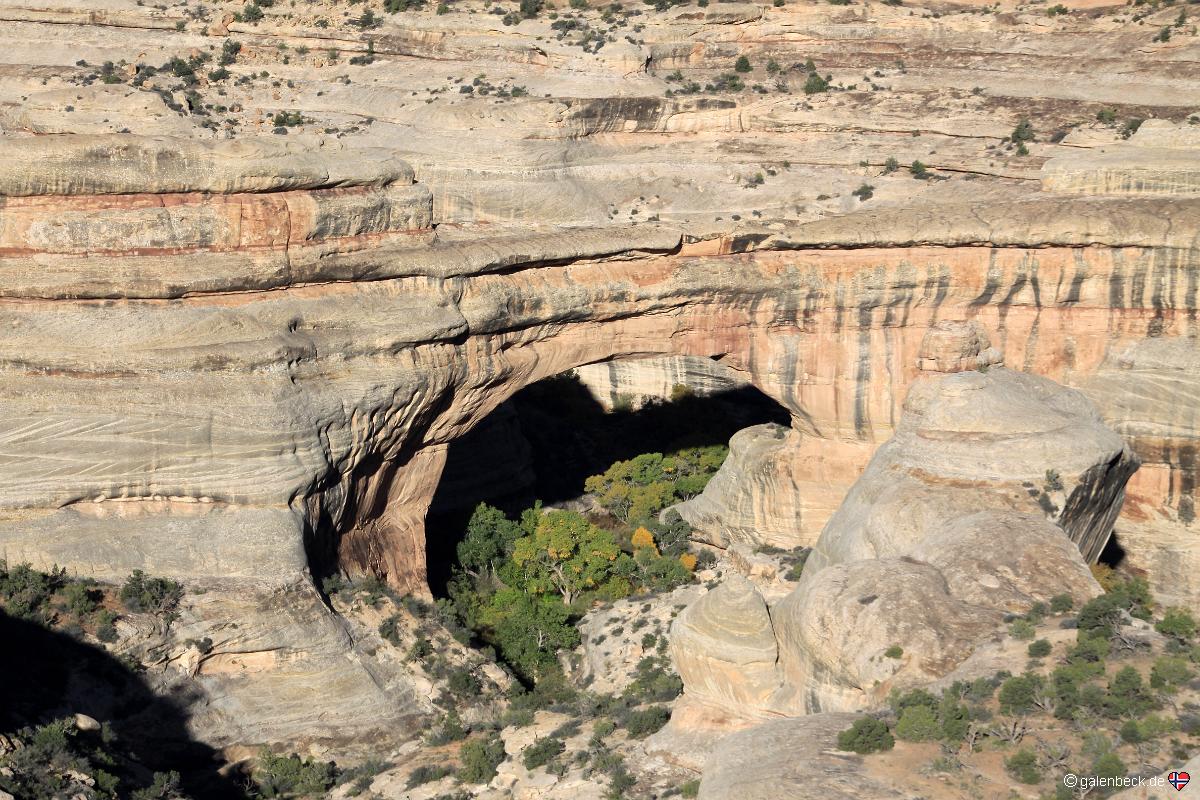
[666,322,1117,732]
[911,510,1101,613]
[697,713,906,800]
[675,424,873,551]
[806,322,1138,574]
[668,575,779,716]
[769,511,1101,715]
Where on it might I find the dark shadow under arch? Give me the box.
[424,367,790,596]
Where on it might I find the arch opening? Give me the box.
[423,357,791,597]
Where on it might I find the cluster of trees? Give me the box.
[0,718,188,800]
[0,561,183,641]
[444,500,699,683]
[584,446,725,527]
[836,578,1199,797]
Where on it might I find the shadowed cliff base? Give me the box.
[0,609,247,799]
[424,368,789,596]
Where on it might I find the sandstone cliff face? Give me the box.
[807,363,1138,572]
[664,328,1112,733]
[0,0,1196,750]
[573,356,746,410]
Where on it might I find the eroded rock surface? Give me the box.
[697,713,903,800]
[668,575,779,717]
[807,349,1139,572]
[770,511,1101,715]
[0,0,1196,753]
[663,329,1113,733]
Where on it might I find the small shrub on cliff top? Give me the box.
[1028,638,1052,658]
[836,717,894,754]
[459,735,506,783]
[895,705,940,742]
[522,737,564,770]
[253,750,336,798]
[119,570,182,618]
[1011,119,1035,144]
[884,644,903,659]
[1155,607,1197,641]
[803,72,830,94]
[235,3,264,23]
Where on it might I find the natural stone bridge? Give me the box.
[0,135,1197,605]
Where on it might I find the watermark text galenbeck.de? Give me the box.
[1062,773,1169,790]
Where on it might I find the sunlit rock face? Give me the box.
[1,0,1198,746]
[0,130,1187,747]
[573,356,746,410]
[679,320,1141,562]
[662,324,1116,734]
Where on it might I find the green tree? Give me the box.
[459,734,506,784]
[998,673,1042,715]
[457,503,522,579]
[523,737,564,769]
[803,72,830,94]
[1009,619,1036,640]
[938,694,970,743]
[253,750,336,798]
[895,705,940,742]
[1155,607,1196,641]
[1005,748,1042,784]
[119,570,183,627]
[1092,752,1125,784]
[487,590,580,681]
[632,547,691,593]
[1105,666,1156,718]
[1050,593,1075,613]
[510,510,626,604]
[623,706,670,738]
[1028,639,1052,658]
[1011,118,1035,144]
[734,55,752,73]
[1149,655,1193,692]
[836,718,894,754]
[1077,592,1129,639]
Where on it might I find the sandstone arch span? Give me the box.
[0,136,1196,605]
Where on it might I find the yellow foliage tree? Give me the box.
[631,527,659,555]
[679,553,698,571]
